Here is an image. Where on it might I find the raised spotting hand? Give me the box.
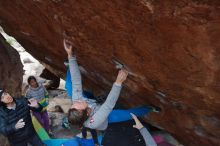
[130,113,144,130]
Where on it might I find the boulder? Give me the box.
[0,1,220,145]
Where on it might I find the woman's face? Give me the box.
[29,79,38,88]
[71,100,88,110]
[1,92,13,104]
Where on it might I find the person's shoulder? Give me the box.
[38,82,43,86]
[38,83,45,89]
[16,96,28,104]
[26,87,32,93]
[0,107,4,114]
[16,96,26,100]
[0,106,6,116]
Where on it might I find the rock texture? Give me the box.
[0,1,220,145]
[40,68,60,89]
[0,33,23,97]
[0,33,23,146]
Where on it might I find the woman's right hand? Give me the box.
[15,119,25,130]
[28,98,39,108]
[63,39,73,57]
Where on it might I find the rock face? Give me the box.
[0,1,220,145]
[0,33,23,97]
[0,33,23,146]
[40,68,60,89]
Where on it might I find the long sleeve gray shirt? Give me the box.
[69,56,122,130]
[139,127,157,146]
[26,83,48,102]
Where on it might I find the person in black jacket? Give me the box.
[0,90,45,146]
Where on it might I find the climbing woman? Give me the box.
[64,39,128,131]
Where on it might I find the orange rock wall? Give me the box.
[0,1,220,145]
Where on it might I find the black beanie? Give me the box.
[0,90,3,106]
[0,90,3,98]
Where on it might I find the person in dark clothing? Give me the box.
[0,90,45,146]
[81,126,99,146]
[131,113,157,146]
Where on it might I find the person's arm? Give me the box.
[139,128,157,146]
[64,39,83,101]
[0,115,17,136]
[42,85,49,99]
[87,70,128,129]
[40,85,49,108]
[131,113,157,146]
[25,89,32,99]
[22,97,42,112]
[69,57,84,101]
[29,103,43,112]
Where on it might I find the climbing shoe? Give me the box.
[150,106,161,113]
[64,59,69,67]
